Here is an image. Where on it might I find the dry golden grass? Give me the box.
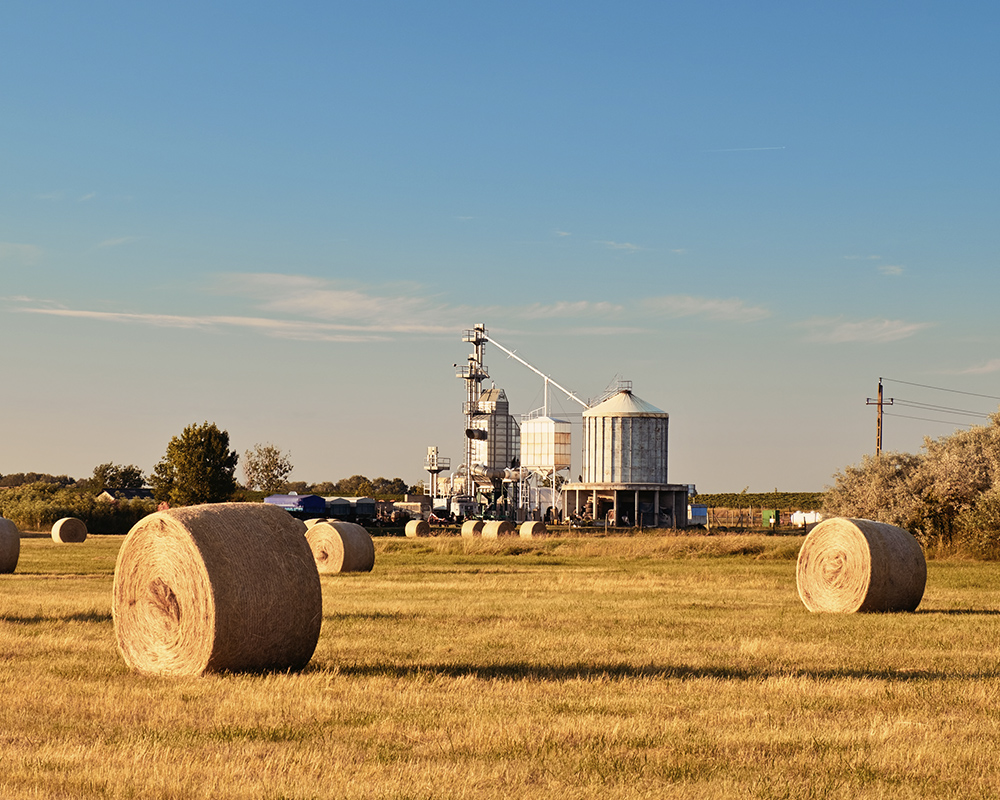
[2,532,1000,798]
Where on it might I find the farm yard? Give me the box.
[3,531,1000,799]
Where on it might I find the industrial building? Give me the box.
[435,323,694,528]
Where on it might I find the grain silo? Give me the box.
[562,383,689,528]
[520,414,572,473]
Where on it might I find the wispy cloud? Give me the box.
[216,273,448,327]
[15,306,441,342]
[0,242,42,264]
[959,359,1000,375]
[596,240,643,252]
[642,295,771,323]
[79,192,97,202]
[10,274,774,344]
[519,300,623,319]
[878,264,905,276]
[800,317,933,343]
[843,255,882,261]
[553,230,571,237]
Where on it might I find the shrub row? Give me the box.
[0,483,157,535]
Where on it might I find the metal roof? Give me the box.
[583,390,667,418]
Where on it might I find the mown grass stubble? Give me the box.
[1,533,1000,798]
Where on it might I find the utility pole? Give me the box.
[866,377,894,455]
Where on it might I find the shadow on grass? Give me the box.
[314,660,1000,682]
[0,611,113,624]
[916,608,1000,615]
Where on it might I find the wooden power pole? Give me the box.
[866,377,894,455]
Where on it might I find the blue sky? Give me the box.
[3,1,999,492]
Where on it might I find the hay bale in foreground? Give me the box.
[796,517,926,613]
[405,520,430,538]
[0,517,20,573]
[52,517,87,543]
[519,521,546,539]
[306,521,375,573]
[112,502,322,676]
[303,518,327,529]
[482,520,515,539]
[461,520,483,538]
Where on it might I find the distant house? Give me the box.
[96,488,154,503]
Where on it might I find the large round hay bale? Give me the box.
[405,520,430,537]
[0,517,20,573]
[520,521,546,539]
[482,520,515,539]
[306,521,375,573]
[796,517,926,613]
[52,517,87,543]
[112,502,322,676]
[461,519,484,538]
[304,518,327,529]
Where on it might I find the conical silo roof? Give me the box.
[583,390,667,418]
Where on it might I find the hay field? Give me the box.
[3,531,1000,798]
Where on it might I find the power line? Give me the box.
[868,377,996,453]
[883,378,1000,402]
[892,399,991,419]
[884,411,977,428]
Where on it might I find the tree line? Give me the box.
[0,420,421,531]
[692,492,824,511]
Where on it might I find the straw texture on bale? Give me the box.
[482,520,515,539]
[405,520,430,537]
[461,520,484,538]
[304,518,327,529]
[112,502,323,676]
[796,517,926,613]
[519,521,546,539]
[0,517,19,574]
[52,517,87,543]
[306,521,375,573]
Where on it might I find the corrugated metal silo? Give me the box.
[582,390,668,484]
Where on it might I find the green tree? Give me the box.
[370,477,408,498]
[91,462,145,491]
[149,422,239,506]
[333,475,374,497]
[242,443,293,495]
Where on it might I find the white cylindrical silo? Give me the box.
[582,390,668,484]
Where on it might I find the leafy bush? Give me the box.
[824,411,1000,553]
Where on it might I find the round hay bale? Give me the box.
[0,517,20,574]
[520,521,546,539]
[461,519,484,538]
[306,521,375,573]
[796,517,926,613]
[405,520,430,538]
[482,520,515,539]
[303,518,328,529]
[52,517,87,543]
[112,502,322,676]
